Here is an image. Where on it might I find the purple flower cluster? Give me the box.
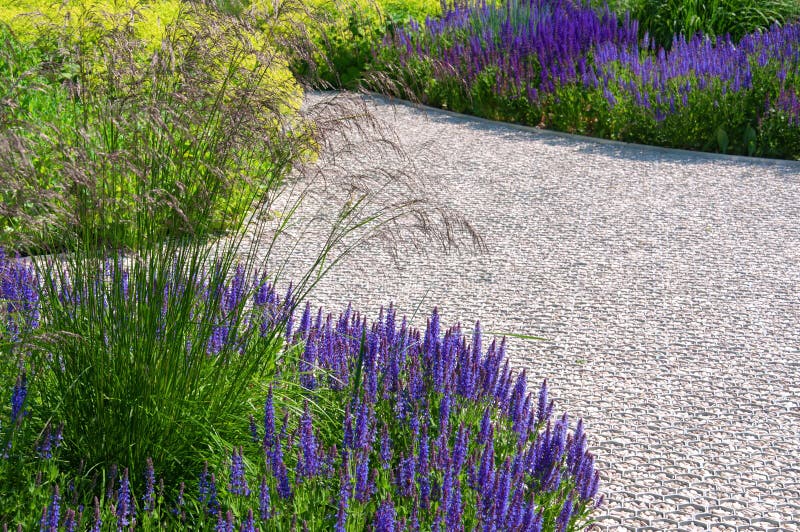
[233,305,600,529]
[378,0,800,149]
[0,249,40,341]
[383,0,638,98]
[1,247,601,528]
[590,23,800,122]
[768,87,800,126]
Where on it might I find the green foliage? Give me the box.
[0,3,305,255]
[617,0,800,49]
[281,0,444,89]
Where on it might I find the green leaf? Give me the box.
[716,126,729,153]
[743,125,757,156]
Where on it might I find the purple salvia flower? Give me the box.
[556,495,573,532]
[116,468,134,527]
[63,508,76,532]
[297,302,312,340]
[335,450,351,532]
[509,371,527,422]
[216,510,234,532]
[431,508,443,532]
[249,415,259,443]
[173,482,186,520]
[199,462,210,505]
[272,440,292,499]
[206,323,229,355]
[417,427,431,509]
[494,458,512,526]
[143,458,156,512]
[506,488,525,529]
[409,405,420,441]
[446,472,463,532]
[527,511,544,532]
[478,407,492,446]
[438,394,451,450]
[10,372,27,424]
[478,433,495,496]
[229,446,250,496]
[91,497,102,532]
[472,320,482,360]
[240,508,256,532]
[536,379,553,425]
[342,404,354,450]
[258,476,271,520]
[300,332,318,390]
[408,353,424,401]
[576,453,600,501]
[409,505,420,532]
[568,419,586,474]
[374,497,396,532]
[354,449,371,503]
[452,423,469,473]
[423,308,440,368]
[52,423,63,451]
[41,484,60,532]
[38,423,53,459]
[298,401,319,479]
[263,387,276,453]
[354,401,372,450]
[399,454,416,498]
[207,473,220,516]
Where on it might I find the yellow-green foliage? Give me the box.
[246,0,442,88]
[0,0,302,110]
[0,0,183,50]
[380,0,443,21]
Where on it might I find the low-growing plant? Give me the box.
[373,0,800,159]
[2,261,603,529]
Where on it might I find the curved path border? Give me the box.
[253,91,800,531]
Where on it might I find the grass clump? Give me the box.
[0,1,303,254]
[618,0,800,51]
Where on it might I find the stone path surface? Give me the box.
[252,92,800,531]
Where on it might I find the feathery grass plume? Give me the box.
[1,2,480,517]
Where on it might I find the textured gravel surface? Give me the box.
[245,92,800,531]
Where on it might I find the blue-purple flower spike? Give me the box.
[143,458,156,512]
[116,468,135,527]
[557,495,574,532]
[298,401,319,479]
[40,484,60,532]
[10,372,27,424]
[229,446,250,496]
[240,508,256,532]
[259,476,271,520]
[374,496,396,532]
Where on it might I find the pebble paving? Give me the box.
[244,92,800,531]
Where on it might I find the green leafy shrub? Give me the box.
[262,0,444,89]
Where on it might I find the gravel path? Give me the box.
[250,92,800,531]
